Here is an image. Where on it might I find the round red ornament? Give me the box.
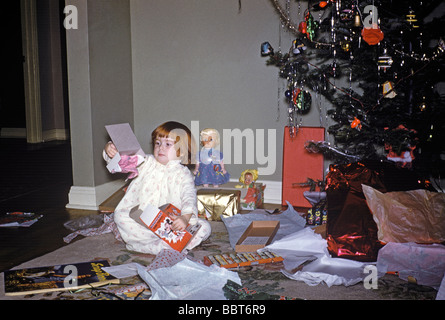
[299,21,307,34]
[361,26,384,45]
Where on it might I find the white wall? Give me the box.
[130,0,325,183]
[67,0,329,208]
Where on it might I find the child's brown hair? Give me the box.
[151,121,196,165]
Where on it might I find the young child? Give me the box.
[104,121,211,254]
[193,128,230,187]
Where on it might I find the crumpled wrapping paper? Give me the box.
[325,162,386,261]
[362,185,445,244]
[260,228,383,287]
[137,249,241,300]
[377,242,445,289]
[325,160,431,262]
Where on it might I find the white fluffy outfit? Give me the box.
[106,153,211,254]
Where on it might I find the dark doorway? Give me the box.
[0,2,26,129]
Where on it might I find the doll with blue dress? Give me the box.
[193,128,230,187]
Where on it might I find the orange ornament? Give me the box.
[319,1,328,8]
[361,26,384,45]
[351,117,362,130]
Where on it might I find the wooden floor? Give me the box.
[0,138,98,273]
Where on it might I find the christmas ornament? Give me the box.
[294,90,312,114]
[311,1,330,11]
[350,117,362,130]
[353,12,362,27]
[361,26,384,45]
[406,8,419,29]
[304,11,319,41]
[382,81,397,99]
[292,38,307,55]
[340,40,351,52]
[340,9,353,22]
[292,88,301,106]
[260,42,274,56]
[378,49,393,71]
[299,21,307,35]
[284,89,292,99]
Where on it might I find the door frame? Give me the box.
[21,0,42,143]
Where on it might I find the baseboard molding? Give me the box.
[66,178,283,210]
[0,128,27,138]
[66,179,127,210]
[228,178,282,204]
[0,127,69,141]
[42,129,70,141]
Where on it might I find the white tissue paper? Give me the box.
[137,249,241,300]
[437,275,445,300]
[376,242,445,290]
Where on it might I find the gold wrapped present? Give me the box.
[197,189,240,221]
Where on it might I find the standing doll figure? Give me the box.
[193,128,230,187]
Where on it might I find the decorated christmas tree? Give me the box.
[262,0,445,184]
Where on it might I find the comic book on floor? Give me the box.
[4,260,119,296]
[0,212,42,228]
[139,203,201,252]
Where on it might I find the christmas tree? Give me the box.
[263,0,445,184]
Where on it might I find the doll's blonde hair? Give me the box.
[239,169,259,184]
[200,128,220,146]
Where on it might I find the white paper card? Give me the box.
[105,123,144,156]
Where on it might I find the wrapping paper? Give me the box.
[362,185,445,243]
[260,228,383,287]
[137,249,241,300]
[377,242,445,289]
[325,162,386,262]
[197,189,240,220]
[325,160,432,262]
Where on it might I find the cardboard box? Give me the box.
[235,221,280,252]
[313,224,326,239]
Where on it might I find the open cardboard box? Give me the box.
[235,220,280,252]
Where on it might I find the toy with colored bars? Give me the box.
[203,251,283,269]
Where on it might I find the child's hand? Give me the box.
[171,214,191,231]
[105,142,118,158]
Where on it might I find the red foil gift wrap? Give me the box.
[325,161,434,262]
[326,162,386,262]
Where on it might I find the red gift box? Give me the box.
[281,126,325,208]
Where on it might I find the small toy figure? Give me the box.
[236,169,262,207]
[194,128,230,187]
[236,169,258,188]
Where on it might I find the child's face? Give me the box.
[154,136,180,165]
